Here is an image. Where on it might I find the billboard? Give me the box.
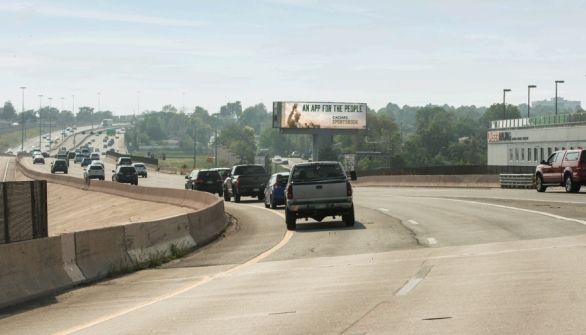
[279,102,367,130]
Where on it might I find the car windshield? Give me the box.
[292,164,346,182]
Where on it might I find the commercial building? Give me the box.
[487,113,586,166]
[532,97,581,111]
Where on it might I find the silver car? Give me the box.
[84,164,105,180]
[133,163,147,178]
[74,153,84,163]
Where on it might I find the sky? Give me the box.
[1,0,585,115]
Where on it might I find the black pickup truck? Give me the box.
[223,165,270,203]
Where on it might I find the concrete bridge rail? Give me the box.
[0,155,228,309]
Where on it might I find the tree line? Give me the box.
[0,101,114,125]
[5,98,582,168]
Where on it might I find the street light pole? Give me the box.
[137,91,140,115]
[48,97,52,147]
[20,87,25,152]
[61,97,64,136]
[38,95,43,149]
[215,130,218,168]
[503,89,511,119]
[555,80,564,116]
[193,129,197,168]
[528,85,536,118]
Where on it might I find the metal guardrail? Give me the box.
[499,174,534,188]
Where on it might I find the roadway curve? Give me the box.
[3,158,586,333]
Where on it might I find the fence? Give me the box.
[0,180,48,244]
[356,165,536,177]
[499,174,534,188]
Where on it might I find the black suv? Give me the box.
[185,169,223,196]
[51,159,68,174]
[116,157,132,167]
[112,165,138,185]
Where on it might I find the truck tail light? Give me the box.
[286,184,293,199]
[195,178,203,184]
[346,181,353,196]
[237,177,241,187]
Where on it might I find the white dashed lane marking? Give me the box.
[408,220,418,225]
[378,208,389,212]
[427,238,437,245]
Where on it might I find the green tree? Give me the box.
[220,124,256,163]
[219,101,242,120]
[240,103,268,134]
[1,101,17,121]
[318,147,340,162]
[138,133,150,144]
[481,103,521,125]
[259,127,290,156]
[76,106,94,122]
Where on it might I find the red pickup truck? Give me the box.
[535,149,586,193]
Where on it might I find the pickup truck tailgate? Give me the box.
[292,180,348,202]
[240,175,266,186]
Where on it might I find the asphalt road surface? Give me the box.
[3,177,586,334]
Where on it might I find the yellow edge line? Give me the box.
[54,206,291,335]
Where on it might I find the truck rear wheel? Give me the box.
[234,190,241,203]
[343,205,355,227]
[285,208,296,231]
[223,188,230,201]
[565,174,581,193]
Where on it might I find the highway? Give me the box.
[4,150,586,333]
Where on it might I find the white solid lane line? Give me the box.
[427,238,437,245]
[408,220,418,225]
[378,208,389,212]
[395,278,423,296]
[395,265,433,296]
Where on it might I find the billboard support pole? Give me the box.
[313,134,319,161]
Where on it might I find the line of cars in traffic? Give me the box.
[183,164,289,209]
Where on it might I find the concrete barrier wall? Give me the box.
[74,226,133,280]
[124,214,196,263]
[0,156,229,309]
[0,237,74,309]
[352,174,501,188]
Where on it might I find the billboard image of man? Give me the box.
[287,103,302,128]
